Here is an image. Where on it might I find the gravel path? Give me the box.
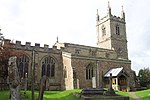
[128,92,142,100]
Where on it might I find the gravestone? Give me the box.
[77,79,80,89]
[81,88,107,95]
[80,73,129,100]
[106,73,115,95]
[24,73,27,96]
[8,56,22,100]
[92,77,96,88]
[38,75,47,100]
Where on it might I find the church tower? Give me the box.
[96,2,128,59]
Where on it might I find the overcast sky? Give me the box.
[0,0,150,74]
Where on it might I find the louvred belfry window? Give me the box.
[116,24,120,35]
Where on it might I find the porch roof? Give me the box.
[104,67,123,77]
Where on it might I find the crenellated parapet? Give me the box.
[97,13,125,25]
[110,15,125,22]
[4,39,61,53]
[96,2,125,25]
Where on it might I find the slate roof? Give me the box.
[104,67,123,77]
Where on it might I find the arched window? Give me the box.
[116,24,120,35]
[47,64,50,77]
[42,63,46,77]
[101,25,106,36]
[51,64,55,77]
[86,64,94,80]
[24,63,28,77]
[19,62,23,78]
[17,55,29,78]
[41,56,56,77]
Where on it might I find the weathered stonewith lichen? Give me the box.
[8,56,22,100]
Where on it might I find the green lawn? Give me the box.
[0,89,81,100]
[116,91,133,100]
[135,89,150,100]
[1,89,150,100]
[116,89,150,100]
[42,89,81,100]
[0,90,9,100]
[116,90,129,96]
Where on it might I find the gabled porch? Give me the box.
[104,67,130,91]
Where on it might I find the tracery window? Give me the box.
[86,64,94,80]
[116,24,120,35]
[41,56,55,77]
[102,25,106,36]
[17,55,29,78]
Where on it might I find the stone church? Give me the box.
[2,3,135,91]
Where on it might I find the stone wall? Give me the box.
[3,39,64,90]
[54,42,118,60]
[61,52,74,90]
[54,41,134,90]
[2,37,134,90]
[71,55,132,89]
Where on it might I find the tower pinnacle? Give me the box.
[96,9,99,21]
[121,6,125,20]
[107,1,111,17]
[56,36,59,43]
[121,6,124,11]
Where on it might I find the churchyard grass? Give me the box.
[116,90,129,96]
[42,89,81,100]
[0,89,81,100]
[135,89,150,100]
[0,90,9,100]
[1,89,150,100]
[116,90,133,100]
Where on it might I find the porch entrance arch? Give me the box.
[118,75,128,91]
